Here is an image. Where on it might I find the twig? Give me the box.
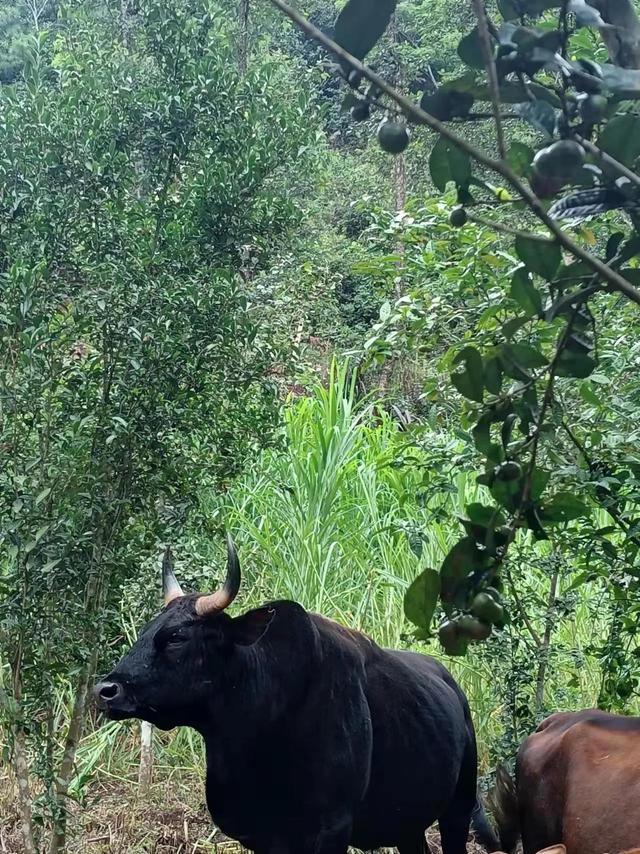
[267,0,640,308]
[458,112,521,121]
[504,564,542,647]
[576,134,640,192]
[466,211,554,242]
[561,421,640,550]
[471,0,506,159]
[547,281,603,318]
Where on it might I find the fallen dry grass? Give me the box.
[0,767,487,854]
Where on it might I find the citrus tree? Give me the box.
[268,0,640,655]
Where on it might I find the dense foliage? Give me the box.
[3,0,640,850]
[0,0,315,849]
[273,0,640,658]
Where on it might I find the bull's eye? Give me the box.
[166,633,186,648]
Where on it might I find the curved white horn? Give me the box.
[162,546,184,605]
[195,534,241,617]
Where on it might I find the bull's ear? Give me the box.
[229,606,275,646]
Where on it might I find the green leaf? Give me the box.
[421,88,474,121]
[457,27,485,69]
[601,64,640,100]
[404,569,441,631]
[445,78,560,107]
[556,350,596,378]
[540,491,591,523]
[429,136,471,192]
[451,371,479,402]
[515,235,561,280]
[472,415,492,455]
[441,536,482,606]
[466,503,506,527]
[490,476,521,512]
[453,346,484,383]
[514,99,556,137]
[531,468,551,501]
[507,142,534,177]
[334,0,397,62]
[449,144,472,185]
[579,382,603,407]
[597,115,640,167]
[429,138,450,193]
[451,346,484,402]
[498,0,560,20]
[502,343,548,369]
[35,487,52,506]
[502,315,530,340]
[484,356,503,394]
[510,267,543,317]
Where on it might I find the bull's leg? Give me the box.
[439,726,477,854]
[397,834,429,854]
[438,809,471,854]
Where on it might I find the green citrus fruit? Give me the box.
[495,461,522,482]
[350,101,370,122]
[532,140,585,181]
[457,615,492,641]
[471,592,504,625]
[449,208,468,228]
[378,121,410,154]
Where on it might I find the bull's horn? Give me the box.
[162,546,184,605]
[195,534,241,617]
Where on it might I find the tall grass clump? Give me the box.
[200,361,479,647]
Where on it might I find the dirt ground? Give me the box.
[0,771,489,854]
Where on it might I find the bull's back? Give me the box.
[518,712,640,854]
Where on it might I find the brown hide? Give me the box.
[494,848,640,854]
[517,710,640,854]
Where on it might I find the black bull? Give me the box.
[94,540,498,854]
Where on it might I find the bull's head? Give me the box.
[94,536,274,730]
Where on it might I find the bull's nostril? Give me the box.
[97,681,121,701]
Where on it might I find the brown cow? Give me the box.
[494,847,640,854]
[491,710,640,854]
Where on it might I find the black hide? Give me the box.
[95,597,494,854]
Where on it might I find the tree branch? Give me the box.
[576,135,640,192]
[471,0,506,159]
[267,0,640,309]
[466,211,555,242]
[588,0,640,69]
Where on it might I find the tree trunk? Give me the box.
[2,650,38,853]
[237,0,250,73]
[534,568,559,716]
[11,725,38,854]
[589,0,640,68]
[391,138,406,219]
[138,721,154,798]
[48,648,98,854]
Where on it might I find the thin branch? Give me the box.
[471,0,506,159]
[466,211,555,242]
[267,0,640,308]
[562,420,640,550]
[534,565,560,714]
[457,112,522,121]
[504,564,543,647]
[576,134,640,192]
[547,282,603,318]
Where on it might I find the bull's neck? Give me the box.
[197,603,320,763]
